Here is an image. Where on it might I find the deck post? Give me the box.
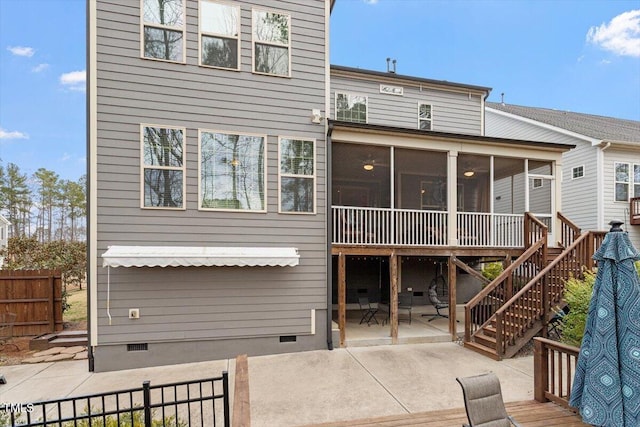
[390,252,398,344]
[448,256,457,340]
[534,338,549,403]
[338,252,346,348]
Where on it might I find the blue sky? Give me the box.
[0,0,639,182]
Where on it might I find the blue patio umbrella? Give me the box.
[569,220,640,427]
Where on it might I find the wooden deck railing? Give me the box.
[534,337,580,409]
[631,197,640,225]
[332,206,526,247]
[557,212,581,248]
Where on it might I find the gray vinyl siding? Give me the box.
[603,148,640,247]
[330,74,484,135]
[560,141,599,231]
[485,110,600,231]
[94,0,327,357]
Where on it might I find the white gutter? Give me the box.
[596,142,610,230]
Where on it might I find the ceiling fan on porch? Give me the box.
[361,154,389,171]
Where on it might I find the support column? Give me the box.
[448,256,457,340]
[448,151,458,246]
[390,252,398,344]
[338,252,346,348]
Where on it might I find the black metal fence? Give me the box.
[3,372,229,427]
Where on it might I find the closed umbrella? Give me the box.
[569,220,640,427]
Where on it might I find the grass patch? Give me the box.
[64,286,87,323]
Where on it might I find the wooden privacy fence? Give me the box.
[0,269,63,336]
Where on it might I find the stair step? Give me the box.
[474,333,496,349]
[30,330,88,350]
[464,341,500,360]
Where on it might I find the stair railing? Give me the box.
[557,212,581,248]
[494,230,606,358]
[464,236,547,344]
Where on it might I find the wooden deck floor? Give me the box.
[306,400,588,427]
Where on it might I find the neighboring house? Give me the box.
[485,103,640,247]
[89,0,576,371]
[0,214,9,267]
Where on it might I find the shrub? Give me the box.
[482,261,503,281]
[61,408,187,427]
[560,270,596,347]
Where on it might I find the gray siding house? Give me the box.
[486,103,640,248]
[89,0,579,371]
[89,0,329,371]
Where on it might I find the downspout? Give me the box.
[597,142,611,230]
[326,122,334,350]
[86,0,95,372]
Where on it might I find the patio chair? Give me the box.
[456,372,522,427]
[548,305,570,340]
[358,297,379,326]
[0,312,19,351]
[398,292,412,324]
[425,281,449,321]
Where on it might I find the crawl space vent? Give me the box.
[279,336,297,343]
[127,343,148,352]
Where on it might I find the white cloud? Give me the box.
[600,59,612,65]
[7,46,35,57]
[587,10,640,57]
[0,127,29,140]
[363,0,378,4]
[32,63,49,73]
[59,70,86,92]
[60,153,72,162]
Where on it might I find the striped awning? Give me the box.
[101,246,299,268]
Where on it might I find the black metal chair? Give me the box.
[548,305,570,339]
[456,372,522,427]
[358,297,379,326]
[398,292,413,324]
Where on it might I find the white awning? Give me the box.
[101,246,299,268]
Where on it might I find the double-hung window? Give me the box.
[335,93,367,123]
[279,138,315,213]
[199,0,240,70]
[252,8,291,76]
[142,0,185,62]
[615,162,640,201]
[418,103,433,130]
[141,125,185,209]
[199,131,266,211]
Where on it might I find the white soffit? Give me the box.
[102,246,300,268]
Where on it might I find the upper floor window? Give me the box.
[200,131,266,211]
[141,125,185,209]
[418,103,432,130]
[142,0,185,62]
[336,93,367,123]
[614,162,640,202]
[572,165,584,179]
[252,9,291,77]
[279,138,315,213]
[199,0,240,70]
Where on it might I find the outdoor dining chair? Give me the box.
[358,296,379,326]
[456,372,522,427]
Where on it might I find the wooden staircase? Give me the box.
[464,213,606,360]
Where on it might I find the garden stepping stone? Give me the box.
[61,346,86,354]
[44,353,75,362]
[74,351,88,360]
[22,356,50,364]
[32,347,66,358]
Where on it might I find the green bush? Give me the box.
[635,260,640,276]
[560,271,596,347]
[482,261,503,282]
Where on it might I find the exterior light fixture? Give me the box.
[363,162,374,171]
[463,170,475,177]
[230,158,240,167]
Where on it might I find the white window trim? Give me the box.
[530,177,543,189]
[335,92,368,124]
[140,124,187,210]
[251,7,292,78]
[571,165,585,180]
[198,0,241,71]
[140,0,187,63]
[614,161,630,202]
[278,136,317,215]
[417,102,433,130]
[198,129,268,212]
